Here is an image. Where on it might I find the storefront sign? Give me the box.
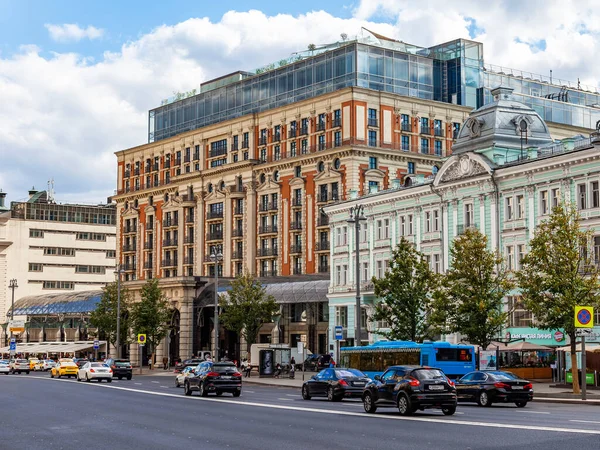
[506,327,571,346]
[554,331,564,342]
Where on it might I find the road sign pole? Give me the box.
[139,345,143,375]
[582,335,587,401]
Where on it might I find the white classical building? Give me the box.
[0,189,117,330]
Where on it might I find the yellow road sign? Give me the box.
[137,334,147,345]
[575,306,594,328]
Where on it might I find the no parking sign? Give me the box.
[575,306,594,328]
[137,334,146,345]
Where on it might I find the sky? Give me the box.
[0,0,599,205]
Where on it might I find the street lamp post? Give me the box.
[9,279,18,342]
[210,248,223,361]
[114,265,124,359]
[347,205,366,346]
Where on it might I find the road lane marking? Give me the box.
[244,390,255,393]
[570,420,600,424]
[8,376,600,436]
[134,382,142,385]
[278,398,294,401]
[152,381,160,383]
[286,394,301,397]
[160,386,169,388]
[516,411,550,414]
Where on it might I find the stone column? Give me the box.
[196,195,205,276]
[179,298,194,361]
[245,182,257,275]
[223,190,232,277]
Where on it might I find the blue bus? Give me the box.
[339,340,475,379]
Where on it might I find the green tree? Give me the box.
[517,202,600,394]
[90,281,131,355]
[431,228,513,349]
[130,279,172,370]
[371,238,436,341]
[219,273,279,355]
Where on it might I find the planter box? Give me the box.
[565,371,595,385]
[504,367,552,380]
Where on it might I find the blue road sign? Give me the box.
[10,337,16,344]
[93,340,99,350]
[9,342,16,351]
[335,326,343,340]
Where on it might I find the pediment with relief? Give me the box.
[314,166,342,182]
[122,204,139,218]
[257,176,281,192]
[162,195,184,211]
[434,154,492,186]
[203,189,226,202]
[289,176,305,186]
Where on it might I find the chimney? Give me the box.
[0,190,6,208]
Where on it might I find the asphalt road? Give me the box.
[2,372,600,450]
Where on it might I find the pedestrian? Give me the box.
[274,363,282,378]
[162,356,168,370]
[244,360,252,378]
[289,357,296,379]
[205,354,212,362]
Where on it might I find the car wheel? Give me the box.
[442,406,457,416]
[127,375,132,380]
[327,387,335,402]
[77,375,81,382]
[216,391,223,396]
[477,391,491,407]
[397,394,413,416]
[515,401,527,408]
[50,372,54,378]
[184,381,192,396]
[26,371,30,375]
[118,376,122,380]
[57,374,61,379]
[363,392,377,413]
[86,374,90,382]
[301,385,311,400]
[107,378,112,383]
[233,391,241,398]
[176,379,180,388]
[199,382,208,397]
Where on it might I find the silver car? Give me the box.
[0,361,10,374]
[10,359,30,374]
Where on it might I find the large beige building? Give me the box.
[0,189,116,344]
[113,35,596,364]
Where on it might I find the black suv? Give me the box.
[299,354,331,371]
[104,358,133,380]
[184,361,241,397]
[362,366,457,416]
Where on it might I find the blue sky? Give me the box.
[0,0,598,204]
[0,1,358,58]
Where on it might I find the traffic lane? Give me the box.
[1,377,598,450]
[13,374,600,432]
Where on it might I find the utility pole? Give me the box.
[115,266,124,359]
[9,279,18,346]
[347,205,366,346]
[210,248,223,361]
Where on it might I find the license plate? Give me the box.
[512,386,524,390]
[221,376,232,380]
[429,385,444,390]
[353,382,365,387]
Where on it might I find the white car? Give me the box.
[77,362,113,382]
[175,366,195,387]
[42,360,57,371]
[0,361,10,374]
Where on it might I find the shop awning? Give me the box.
[503,341,553,351]
[0,341,106,354]
[556,343,600,352]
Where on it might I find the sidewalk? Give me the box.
[242,376,600,405]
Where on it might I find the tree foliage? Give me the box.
[89,281,131,352]
[371,238,435,341]
[430,228,513,349]
[219,273,279,353]
[130,279,173,367]
[517,202,600,394]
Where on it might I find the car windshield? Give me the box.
[413,369,447,380]
[91,363,107,368]
[490,372,520,381]
[334,369,365,378]
[0,361,8,365]
[114,361,131,366]
[17,359,28,363]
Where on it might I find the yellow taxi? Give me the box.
[50,361,79,379]
[29,358,40,370]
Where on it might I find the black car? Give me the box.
[299,354,331,371]
[302,368,370,401]
[362,366,457,416]
[184,361,241,397]
[104,358,133,380]
[75,359,89,369]
[175,358,204,373]
[455,370,533,407]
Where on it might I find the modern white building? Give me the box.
[0,189,117,329]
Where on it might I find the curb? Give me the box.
[534,397,600,405]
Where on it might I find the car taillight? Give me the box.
[90,369,95,373]
[447,379,455,387]
[524,383,533,390]
[408,378,420,387]
[109,369,113,373]
[232,372,242,377]
[494,382,510,389]
[206,371,220,377]
[338,379,349,386]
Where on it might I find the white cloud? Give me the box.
[1,7,599,204]
[45,23,105,42]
